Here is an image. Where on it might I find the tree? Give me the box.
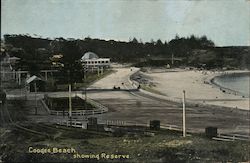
[156,39,163,46]
[150,39,155,44]
[60,40,84,87]
[131,38,138,44]
[200,35,215,47]
[174,34,180,40]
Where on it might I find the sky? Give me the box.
[1,0,250,46]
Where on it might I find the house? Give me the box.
[26,75,45,92]
[50,54,64,68]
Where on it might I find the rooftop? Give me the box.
[81,52,99,61]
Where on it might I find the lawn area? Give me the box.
[44,96,95,111]
[1,124,249,162]
[54,69,115,91]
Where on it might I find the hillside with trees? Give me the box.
[3,34,250,71]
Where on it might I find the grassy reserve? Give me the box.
[54,69,115,91]
[1,122,249,162]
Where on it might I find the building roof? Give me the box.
[9,56,21,60]
[81,52,99,61]
[26,75,42,84]
[51,54,63,59]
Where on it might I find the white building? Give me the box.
[80,52,110,70]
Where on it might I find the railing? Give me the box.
[6,94,27,100]
[57,120,87,129]
[214,133,250,141]
[54,118,250,142]
[50,95,108,116]
[104,120,183,131]
[86,97,108,113]
[160,124,183,131]
[50,109,107,116]
[40,100,51,114]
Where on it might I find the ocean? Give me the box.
[213,73,250,98]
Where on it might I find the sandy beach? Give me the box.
[141,69,249,110]
[86,67,250,135]
[91,67,249,110]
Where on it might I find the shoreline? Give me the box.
[189,70,250,101]
[209,71,249,98]
[132,69,249,110]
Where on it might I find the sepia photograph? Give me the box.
[1,0,250,162]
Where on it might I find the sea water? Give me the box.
[213,73,250,98]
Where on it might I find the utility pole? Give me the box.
[97,67,100,77]
[69,84,72,125]
[101,66,104,75]
[0,58,2,89]
[84,67,87,110]
[34,81,37,115]
[171,53,174,65]
[67,69,72,125]
[18,70,21,85]
[182,90,186,137]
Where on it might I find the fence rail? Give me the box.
[50,95,108,116]
[215,133,250,141]
[54,119,250,142]
[50,109,107,116]
[104,120,183,131]
[57,120,87,129]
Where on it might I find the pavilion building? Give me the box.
[80,52,110,71]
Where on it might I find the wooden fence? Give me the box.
[50,96,108,116]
